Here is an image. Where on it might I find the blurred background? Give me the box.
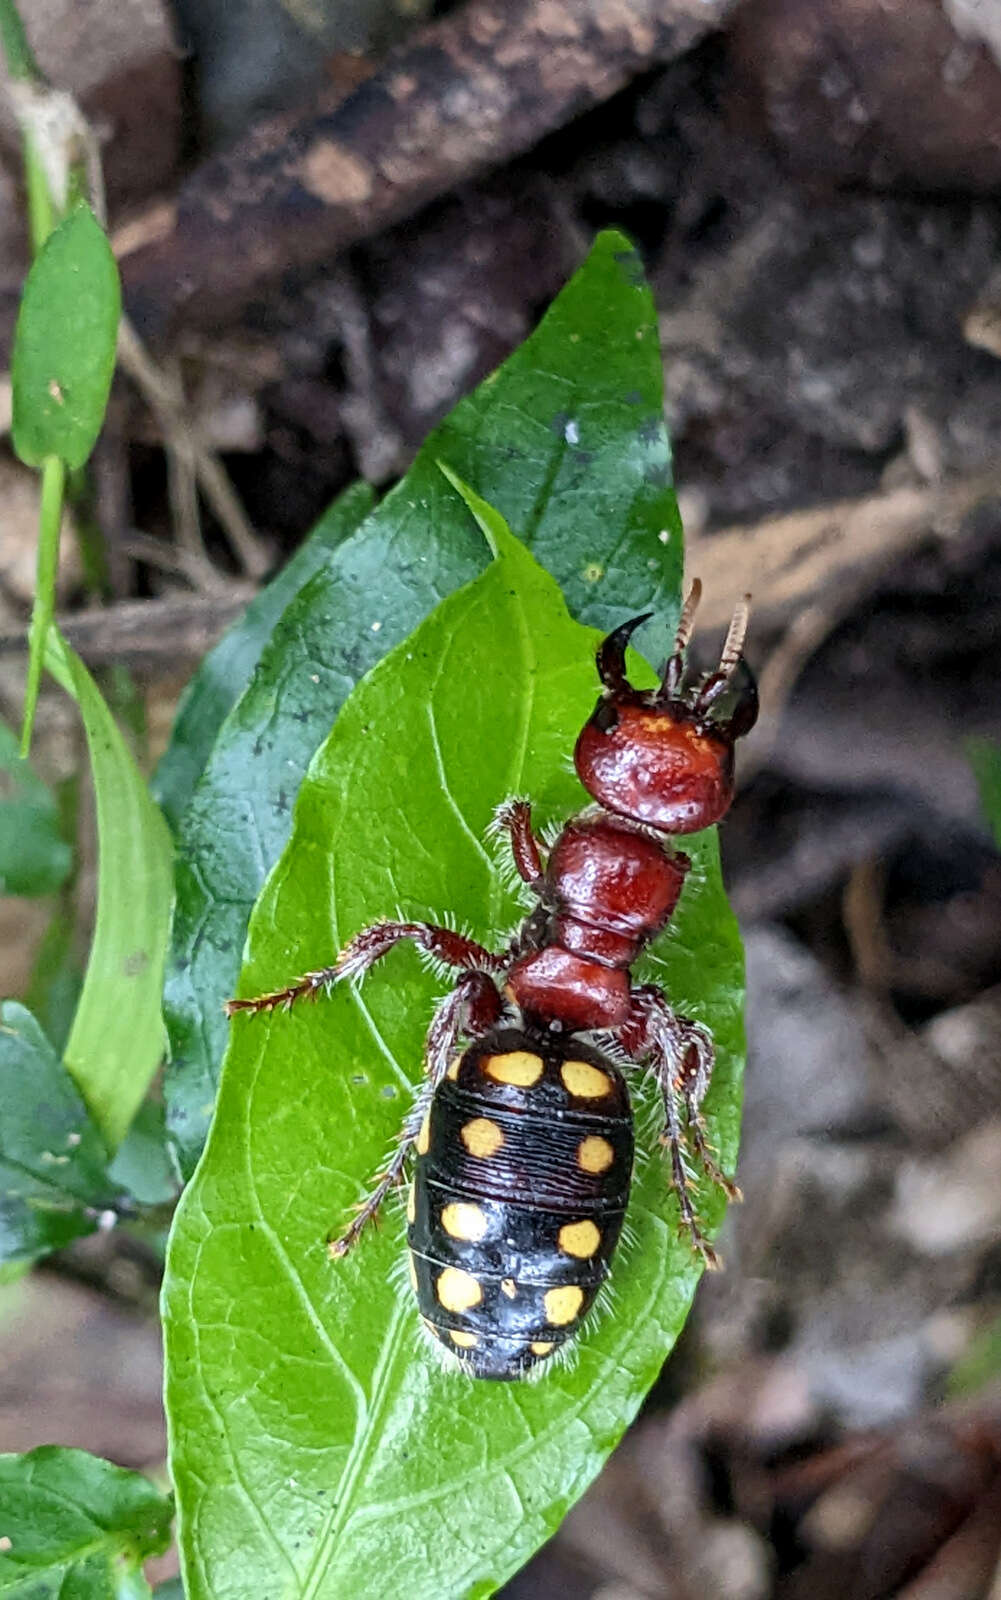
[3,0,1001,1595]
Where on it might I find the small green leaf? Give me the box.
[44,628,173,1150]
[164,510,744,1599]
[0,1446,172,1598]
[0,1002,124,1267]
[11,202,120,471]
[152,482,376,834]
[969,737,1001,851]
[0,721,71,895]
[163,229,684,1177]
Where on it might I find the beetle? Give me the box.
[227,579,757,1380]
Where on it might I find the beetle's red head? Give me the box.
[574,581,758,834]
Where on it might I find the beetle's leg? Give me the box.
[225,921,505,1016]
[675,1035,742,1202]
[622,985,735,1268]
[327,970,502,1258]
[490,798,545,888]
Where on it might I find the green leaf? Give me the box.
[163,228,684,1177]
[44,628,173,1150]
[164,507,745,1599]
[0,722,71,895]
[0,1446,172,1598]
[969,737,1001,851]
[152,482,376,834]
[108,1098,178,1208]
[11,203,121,471]
[0,1002,125,1267]
[24,909,83,1055]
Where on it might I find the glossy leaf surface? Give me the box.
[0,1003,124,1267]
[164,500,745,1600]
[11,203,120,471]
[45,628,173,1150]
[0,1446,172,1598]
[0,722,71,895]
[163,229,684,1176]
[152,483,375,834]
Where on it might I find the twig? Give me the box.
[118,0,745,340]
[115,318,271,578]
[687,462,1001,634]
[0,589,256,672]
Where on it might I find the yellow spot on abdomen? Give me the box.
[441,1201,488,1242]
[558,1219,601,1258]
[408,1256,419,1291]
[577,1135,614,1174]
[530,1340,555,1357]
[450,1329,479,1349]
[544,1285,584,1325]
[416,1112,432,1155]
[483,1050,543,1087]
[406,1182,416,1224]
[561,1059,613,1098]
[446,1055,462,1081]
[461,1117,504,1158]
[436,1266,482,1312]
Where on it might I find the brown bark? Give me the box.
[120,0,741,341]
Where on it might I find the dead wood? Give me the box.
[687,463,1001,634]
[0,589,256,674]
[119,0,742,341]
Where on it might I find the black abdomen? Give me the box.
[407,1027,634,1379]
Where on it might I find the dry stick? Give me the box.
[687,463,1001,634]
[115,318,270,579]
[0,589,256,672]
[118,0,744,341]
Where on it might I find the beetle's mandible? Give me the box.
[227,579,758,1380]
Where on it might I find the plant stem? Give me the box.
[0,0,41,81]
[20,454,66,755]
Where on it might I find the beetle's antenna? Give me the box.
[674,578,703,656]
[658,579,702,700]
[718,593,751,682]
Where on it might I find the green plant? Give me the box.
[0,80,747,1589]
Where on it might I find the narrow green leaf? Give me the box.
[969,737,1001,851]
[44,628,173,1149]
[0,0,42,82]
[164,512,744,1599]
[0,1002,124,1267]
[0,1446,172,1599]
[11,202,120,471]
[152,482,376,834]
[0,721,71,895]
[164,228,685,1177]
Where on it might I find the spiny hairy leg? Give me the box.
[623,985,738,1267]
[490,798,545,888]
[225,920,505,1016]
[327,970,502,1258]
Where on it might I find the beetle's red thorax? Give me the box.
[505,816,690,1030]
